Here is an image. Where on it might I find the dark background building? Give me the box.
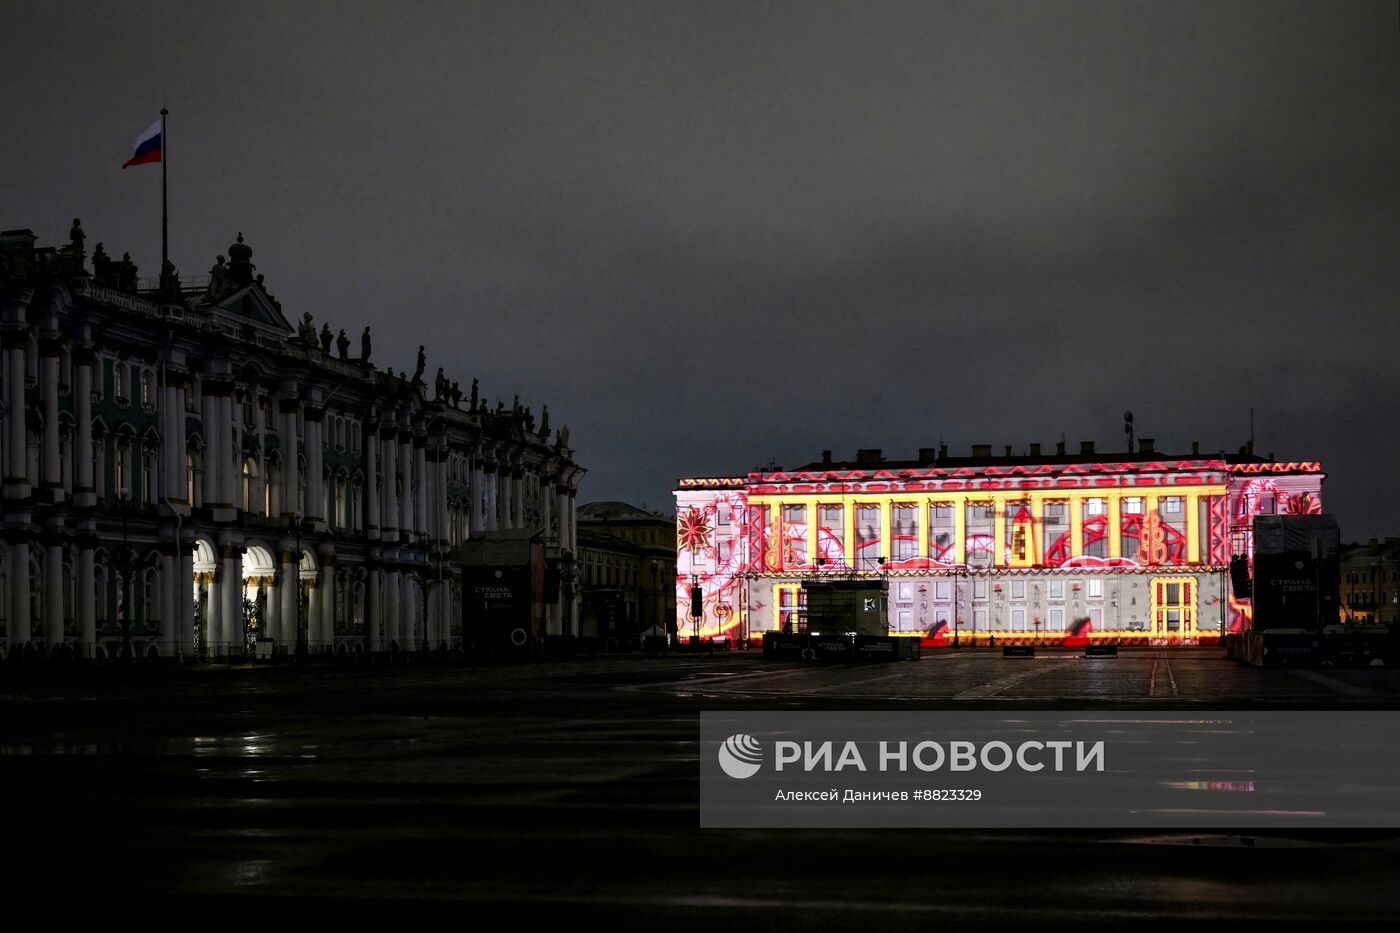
[1341,538,1400,625]
[577,501,674,644]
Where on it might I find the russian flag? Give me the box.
[122,119,162,169]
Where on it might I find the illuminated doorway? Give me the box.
[1150,576,1195,645]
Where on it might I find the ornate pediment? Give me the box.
[204,284,294,337]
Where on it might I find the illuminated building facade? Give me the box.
[675,441,1324,646]
[1,221,583,661]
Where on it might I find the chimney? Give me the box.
[1029,442,1042,457]
[939,443,948,459]
[1004,445,1012,458]
[918,447,939,462]
[1191,441,1200,455]
[821,449,832,464]
[1138,437,1155,453]
[1056,440,1066,456]
[1080,441,1095,455]
[971,444,992,458]
[856,448,882,465]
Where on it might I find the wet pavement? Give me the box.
[3,649,1399,926]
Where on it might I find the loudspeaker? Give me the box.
[1230,555,1252,599]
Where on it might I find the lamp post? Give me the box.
[416,548,447,656]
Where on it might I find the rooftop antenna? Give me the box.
[1249,407,1255,456]
[1123,411,1134,453]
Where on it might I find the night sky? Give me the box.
[4,1,1396,538]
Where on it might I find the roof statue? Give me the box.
[68,218,85,260]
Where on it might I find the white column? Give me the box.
[484,464,498,531]
[306,578,321,652]
[468,456,482,538]
[568,491,578,551]
[512,469,524,528]
[385,569,400,648]
[161,380,179,500]
[206,574,221,656]
[306,408,324,523]
[78,544,95,657]
[381,428,398,541]
[367,564,382,650]
[542,481,553,539]
[6,338,29,494]
[45,540,63,649]
[202,388,223,508]
[365,425,380,540]
[317,563,334,649]
[436,450,449,544]
[282,549,301,650]
[74,348,94,506]
[414,440,427,537]
[280,397,299,515]
[40,343,61,494]
[221,548,242,653]
[399,430,413,536]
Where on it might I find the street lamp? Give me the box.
[415,553,447,656]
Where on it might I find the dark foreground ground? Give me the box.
[3,647,1399,928]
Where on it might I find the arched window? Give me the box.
[186,447,201,506]
[140,369,154,409]
[140,567,156,624]
[91,430,105,500]
[266,458,282,517]
[242,458,258,514]
[142,445,157,504]
[114,437,128,499]
[114,361,129,401]
[335,473,348,530]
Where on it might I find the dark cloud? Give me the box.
[4,0,1396,535]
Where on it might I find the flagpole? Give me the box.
[160,107,168,269]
